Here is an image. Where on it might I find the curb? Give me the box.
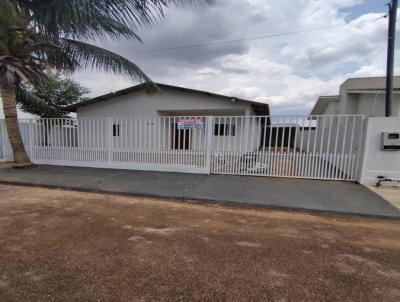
[1,180,399,222]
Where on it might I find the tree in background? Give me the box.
[0,0,213,167]
[20,75,89,118]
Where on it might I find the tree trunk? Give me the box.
[1,84,32,167]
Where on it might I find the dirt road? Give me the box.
[0,185,399,301]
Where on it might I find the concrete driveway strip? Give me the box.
[0,165,399,219]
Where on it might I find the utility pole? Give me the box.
[385,0,398,117]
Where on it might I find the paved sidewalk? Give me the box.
[368,186,400,210]
[0,164,399,219]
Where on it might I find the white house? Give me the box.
[64,83,270,155]
[311,76,400,117]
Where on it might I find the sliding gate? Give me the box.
[0,115,364,181]
[210,115,364,181]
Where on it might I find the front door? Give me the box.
[172,123,191,150]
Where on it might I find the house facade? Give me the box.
[68,83,269,118]
[65,83,270,154]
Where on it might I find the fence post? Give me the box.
[205,116,213,174]
[28,119,34,160]
[354,115,366,182]
[106,117,113,164]
[0,120,6,160]
[356,116,368,183]
[1,121,4,158]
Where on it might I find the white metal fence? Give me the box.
[0,117,212,173]
[0,114,364,181]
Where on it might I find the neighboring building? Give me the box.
[65,83,270,152]
[303,77,400,180]
[311,77,400,117]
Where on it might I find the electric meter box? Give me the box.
[381,132,400,151]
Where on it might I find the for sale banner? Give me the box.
[177,117,203,129]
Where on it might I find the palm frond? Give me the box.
[58,38,157,90]
[3,0,215,90]
[16,86,54,116]
[87,16,143,41]
[17,0,214,40]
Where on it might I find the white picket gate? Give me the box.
[0,114,364,181]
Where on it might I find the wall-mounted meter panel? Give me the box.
[382,132,400,151]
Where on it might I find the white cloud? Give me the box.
[74,0,392,115]
[73,71,133,96]
[124,1,389,115]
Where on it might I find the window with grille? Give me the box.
[214,124,236,136]
[113,124,120,137]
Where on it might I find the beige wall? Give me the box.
[321,93,400,117]
[355,93,400,117]
[324,101,339,115]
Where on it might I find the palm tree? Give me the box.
[0,0,213,167]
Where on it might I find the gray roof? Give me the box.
[65,82,270,115]
[342,76,400,91]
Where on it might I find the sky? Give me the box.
[1,0,397,117]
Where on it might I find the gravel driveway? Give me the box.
[0,185,399,301]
